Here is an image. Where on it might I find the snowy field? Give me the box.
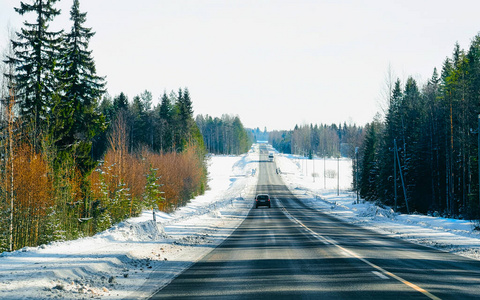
[2,144,480,299]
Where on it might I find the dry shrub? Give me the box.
[88,145,207,224]
[88,148,137,226]
[177,145,206,202]
[51,158,84,239]
[10,142,53,249]
[145,144,206,212]
[88,148,150,224]
[147,152,182,211]
[125,153,147,206]
[88,113,149,226]
[88,112,207,225]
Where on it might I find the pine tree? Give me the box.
[6,0,63,140]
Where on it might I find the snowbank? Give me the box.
[276,153,480,260]
[0,150,259,299]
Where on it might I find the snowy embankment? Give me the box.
[3,146,480,299]
[0,149,259,300]
[275,153,480,260]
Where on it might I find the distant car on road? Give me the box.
[255,194,271,208]
[268,153,274,162]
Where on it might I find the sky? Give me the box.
[1,0,480,131]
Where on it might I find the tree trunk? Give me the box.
[8,88,15,252]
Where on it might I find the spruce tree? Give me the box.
[131,94,147,149]
[423,68,443,211]
[158,92,173,151]
[179,88,194,121]
[113,92,129,112]
[54,0,106,174]
[176,88,194,149]
[467,35,480,215]
[159,92,172,121]
[6,0,63,139]
[359,120,381,201]
[377,80,402,204]
[403,77,428,211]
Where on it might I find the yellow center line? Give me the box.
[277,199,441,300]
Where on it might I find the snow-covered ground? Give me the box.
[0,149,259,300]
[275,153,480,260]
[2,145,480,299]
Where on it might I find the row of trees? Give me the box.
[269,123,364,158]
[3,0,106,175]
[0,115,207,252]
[0,0,209,252]
[196,114,253,155]
[358,33,480,218]
[95,88,204,156]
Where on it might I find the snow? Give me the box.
[0,150,259,299]
[2,145,480,299]
[275,153,480,260]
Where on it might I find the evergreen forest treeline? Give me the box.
[196,114,253,155]
[358,34,480,219]
[0,0,250,253]
[269,123,364,158]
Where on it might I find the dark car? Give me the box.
[255,194,271,208]
[268,153,274,162]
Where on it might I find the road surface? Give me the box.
[149,147,480,299]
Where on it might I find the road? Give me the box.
[149,147,480,299]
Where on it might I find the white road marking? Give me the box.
[277,198,441,300]
[372,271,390,280]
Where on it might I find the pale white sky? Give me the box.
[1,0,480,130]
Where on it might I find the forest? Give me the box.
[0,0,251,253]
[196,114,253,155]
[268,123,364,158]
[5,0,478,256]
[358,34,480,219]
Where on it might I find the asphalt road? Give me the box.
[149,148,480,299]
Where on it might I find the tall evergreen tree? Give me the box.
[113,92,128,113]
[53,0,106,173]
[359,120,381,201]
[466,35,480,215]
[179,88,194,121]
[402,77,429,211]
[140,90,154,148]
[130,93,150,149]
[176,88,194,150]
[377,79,402,205]
[6,0,63,139]
[158,92,173,151]
[196,114,252,155]
[423,68,444,211]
